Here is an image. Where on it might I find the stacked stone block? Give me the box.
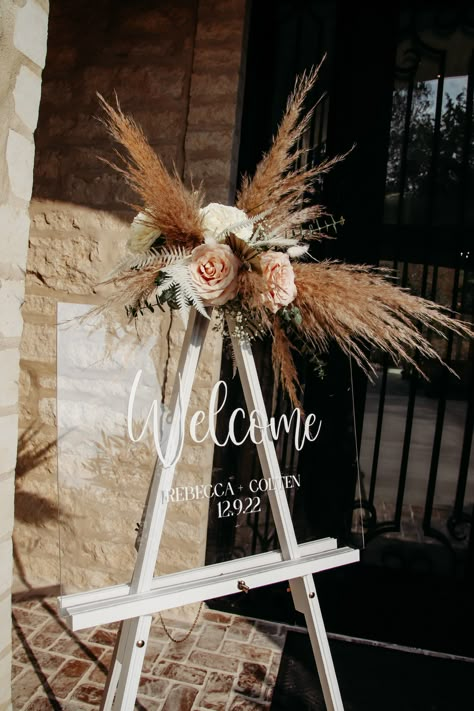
[0,1,49,708]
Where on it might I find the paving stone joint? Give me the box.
[11,598,295,710]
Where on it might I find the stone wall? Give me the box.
[15,0,249,617]
[0,1,49,707]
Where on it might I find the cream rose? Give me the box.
[261,251,297,313]
[189,241,240,306]
[200,203,253,243]
[127,212,161,253]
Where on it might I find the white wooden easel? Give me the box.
[59,310,359,710]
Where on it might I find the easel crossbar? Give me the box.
[60,543,358,631]
[59,537,336,611]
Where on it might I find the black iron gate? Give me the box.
[205,0,474,651]
[354,6,474,576]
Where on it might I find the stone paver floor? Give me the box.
[12,596,291,710]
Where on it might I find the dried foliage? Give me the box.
[236,63,346,237]
[237,268,271,329]
[101,264,167,313]
[272,319,302,409]
[292,261,472,377]
[98,95,204,249]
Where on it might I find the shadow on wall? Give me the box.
[13,422,62,598]
[15,422,57,527]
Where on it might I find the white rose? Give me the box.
[200,203,253,243]
[127,212,161,253]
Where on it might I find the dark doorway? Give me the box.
[206,0,474,657]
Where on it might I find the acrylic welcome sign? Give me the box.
[56,302,347,598]
[57,302,359,711]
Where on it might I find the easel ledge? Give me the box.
[59,537,359,631]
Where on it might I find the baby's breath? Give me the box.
[221,300,267,344]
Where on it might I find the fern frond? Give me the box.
[155,272,174,299]
[125,246,190,274]
[164,263,210,320]
[174,283,191,325]
[104,246,191,281]
[132,246,190,270]
[179,274,210,320]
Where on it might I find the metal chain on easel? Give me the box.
[349,354,366,549]
[158,602,204,643]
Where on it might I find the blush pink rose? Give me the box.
[261,251,297,313]
[189,242,240,306]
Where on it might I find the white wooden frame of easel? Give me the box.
[58,310,359,711]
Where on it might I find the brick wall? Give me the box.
[0,1,49,707]
[15,0,249,616]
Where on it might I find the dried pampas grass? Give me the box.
[100,265,165,313]
[98,95,204,249]
[267,261,472,408]
[236,62,346,238]
[295,260,469,370]
[237,269,271,328]
[272,319,302,409]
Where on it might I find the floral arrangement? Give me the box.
[98,67,471,408]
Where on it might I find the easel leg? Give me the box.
[99,622,124,711]
[100,311,210,710]
[101,615,152,711]
[231,332,345,710]
[290,575,344,711]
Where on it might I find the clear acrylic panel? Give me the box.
[57,303,346,600]
[57,304,308,597]
[57,302,167,595]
